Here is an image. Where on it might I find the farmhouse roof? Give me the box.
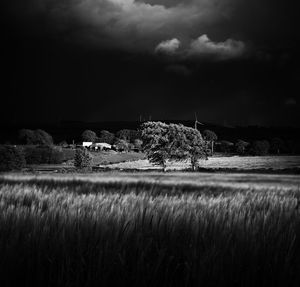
[82,142,93,147]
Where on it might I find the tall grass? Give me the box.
[0,179,300,286]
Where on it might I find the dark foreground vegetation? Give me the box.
[0,178,300,287]
[0,145,75,171]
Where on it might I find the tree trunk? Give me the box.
[211,141,214,156]
[191,158,197,171]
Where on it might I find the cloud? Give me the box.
[6,0,239,52]
[154,34,246,60]
[155,38,180,54]
[20,0,202,51]
[188,34,245,59]
[65,0,211,51]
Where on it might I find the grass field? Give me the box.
[1,172,300,286]
[27,151,145,172]
[101,155,300,171]
[91,151,145,165]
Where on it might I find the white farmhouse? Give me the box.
[93,143,112,151]
[82,142,93,148]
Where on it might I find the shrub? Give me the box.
[235,140,249,155]
[0,145,26,171]
[115,139,130,152]
[74,148,93,170]
[133,139,143,151]
[250,140,270,156]
[24,146,64,164]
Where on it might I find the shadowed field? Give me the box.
[0,173,300,286]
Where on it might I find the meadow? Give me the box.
[100,155,300,171]
[91,150,145,165]
[1,172,300,286]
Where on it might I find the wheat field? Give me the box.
[0,173,300,286]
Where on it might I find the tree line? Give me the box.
[13,127,300,156]
[216,138,294,156]
[0,123,299,171]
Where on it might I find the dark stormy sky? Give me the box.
[1,0,300,126]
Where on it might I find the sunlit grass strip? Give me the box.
[0,181,300,286]
[1,173,299,197]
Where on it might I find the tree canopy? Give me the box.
[18,129,53,146]
[98,130,115,144]
[203,130,218,141]
[141,122,208,171]
[81,130,97,142]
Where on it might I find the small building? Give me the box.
[82,142,93,148]
[91,143,112,151]
[82,142,112,151]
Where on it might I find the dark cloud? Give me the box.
[3,0,300,53]
[1,0,300,127]
[2,0,242,53]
